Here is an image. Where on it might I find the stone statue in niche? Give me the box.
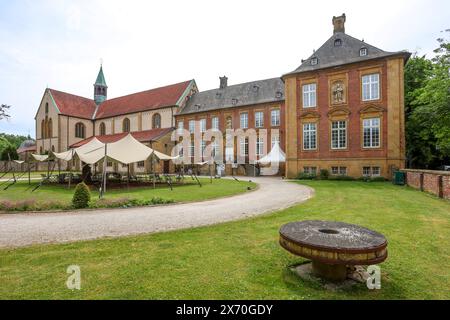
[332,80,345,104]
[226,116,233,129]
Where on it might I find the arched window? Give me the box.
[75,122,86,139]
[47,118,53,138]
[99,122,106,135]
[123,118,131,133]
[45,102,49,114]
[41,119,46,139]
[152,113,161,129]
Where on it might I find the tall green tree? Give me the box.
[405,30,450,168]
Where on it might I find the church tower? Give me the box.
[94,65,107,105]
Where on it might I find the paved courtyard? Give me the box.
[0,177,313,248]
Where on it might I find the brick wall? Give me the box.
[402,169,450,200]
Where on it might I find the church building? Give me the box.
[34,14,410,178]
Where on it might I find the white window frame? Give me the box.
[363,118,381,148]
[256,137,264,156]
[240,113,248,129]
[189,141,195,157]
[331,121,347,150]
[303,123,317,150]
[255,111,264,128]
[303,83,317,108]
[271,109,280,127]
[200,119,207,133]
[332,166,347,175]
[240,137,249,156]
[189,120,195,134]
[362,73,380,101]
[304,167,317,175]
[177,121,184,133]
[211,117,219,131]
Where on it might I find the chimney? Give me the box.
[220,76,228,89]
[332,14,346,34]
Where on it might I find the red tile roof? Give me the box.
[48,89,97,119]
[17,145,37,154]
[70,128,174,148]
[94,80,191,119]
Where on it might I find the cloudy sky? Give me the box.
[0,0,448,137]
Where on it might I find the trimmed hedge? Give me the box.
[296,172,317,180]
[72,182,91,209]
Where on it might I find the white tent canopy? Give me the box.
[31,154,49,162]
[257,142,286,164]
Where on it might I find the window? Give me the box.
[255,111,264,128]
[107,161,113,167]
[362,73,380,101]
[41,120,45,139]
[363,166,381,177]
[240,137,249,156]
[123,118,131,133]
[200,119,206,133]
[212,117,219,131]
[363,118,381,148]
[271,109,280,126]
[99,122,106,135]
[240,113,248,129]
[331,121,347,149]
[304,167,317,175]
[178,121,184,133]
[331,167,347,175]
[189,141,195,157]
[75,123,86,139]
[303,123,317,150]
[256,137,264,156]
[47,118,53,138]
[360,48,368,57]
[311,57,318,66]
[201,140,207,156]
[334,39,342,46]
[45,103,49,114]
[137,161,145,168]
[271,134,280,148]
[189,120,195,134]
[303,83,317,108]
[152,113,161,129]
[211,140,219,157]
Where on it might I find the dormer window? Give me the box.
[311,57,318,66]
[360,47,368,57]
[232,98,238,106]
[252,85,260,93]
[275,91,283,99]
[334,39,342,47]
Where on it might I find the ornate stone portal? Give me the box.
[279,220,388,282]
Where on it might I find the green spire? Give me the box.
[95,65,107,87]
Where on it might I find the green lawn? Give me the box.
[0,178,256,211]
[0,181,449,299]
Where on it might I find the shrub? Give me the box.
[296,172,317,180]
[0,199,69,212]
[319,169,330,180]
[72,182,91,209]
[357,176,387,182]
[328,175,355,181]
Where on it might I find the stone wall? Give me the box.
[402,169,450,200]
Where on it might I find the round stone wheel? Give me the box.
[280,221,388,281]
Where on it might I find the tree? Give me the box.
[0,143,18,161]
[0,104,11,120]
[405,30,450,168]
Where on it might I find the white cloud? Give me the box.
[0,0,449,137]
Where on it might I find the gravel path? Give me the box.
[0,177,312,248]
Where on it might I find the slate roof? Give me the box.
[179,78,284,115]
[70,128,174,148]
[94,80,192,119]
[284,32,411,76]
[48,89,98,119]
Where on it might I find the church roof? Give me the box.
[94,80,193,119]
[284,32,410,76]
[70,128,174,148]
[179,77,284,115]
[48,89,98,119]
[95,66,107,87]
